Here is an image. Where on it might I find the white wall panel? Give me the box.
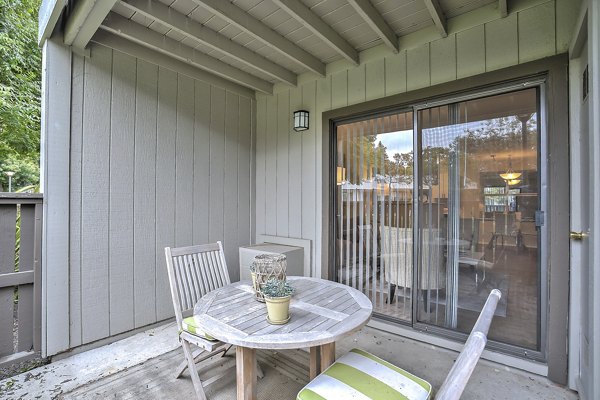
[224,92,240,280]
[430,36,457,85]
[155,68,178,321]
[331,70,348,109]
[348,64,366,105]
[68,53,84,349]
[518,2,556,63]
[42,39,72,356]
[192,81,211,247]
[288,88,303,238]
[255,0,571,279]
[457,25,486,79]
[208,87,226,244]
[385,51,407,96]
[109,51,136,335]
[175,75,195,248]
[68,43,254,349]
[301,82,317,275]
[255,96,267,238]
[485,14,519,72]
[407,43,431,91]
[133,60,158,328]
[276,92,289,238]
[366,59,385,101]
[80,44,112,344]
[264,95,278,235]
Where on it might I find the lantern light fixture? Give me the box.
[293,110,309,132]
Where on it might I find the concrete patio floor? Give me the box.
[0,321,578,399]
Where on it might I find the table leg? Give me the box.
[309,346,321,379]
[320,342,336,372]
[236,346,257,400]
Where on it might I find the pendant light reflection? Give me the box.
[499,155,522,181]
[336,166,346,185]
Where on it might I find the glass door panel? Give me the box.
[335,111,414,322]
[416,88,541,350]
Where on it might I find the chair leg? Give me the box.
[387,284,397,304]
[178,344,231,379]
[221,344,233,358]
[176,348,203,379]
[257,361,265,379]
[175,358,189,379]
[181,340,208,400]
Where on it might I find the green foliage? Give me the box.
[0,0,42,191]
[0,152,39,190]
[341,115,537,187]
[262,279,294,298]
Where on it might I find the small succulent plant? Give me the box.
[261,279,293,298]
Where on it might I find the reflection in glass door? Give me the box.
[417,88,541,351]
[333,85,544,355]
[335,111,414,322]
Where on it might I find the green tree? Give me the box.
[0,0,41,191]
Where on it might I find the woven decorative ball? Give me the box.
[251,254,287,302]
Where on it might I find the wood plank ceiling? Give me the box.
[71,0,504,94]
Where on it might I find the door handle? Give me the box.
[570,231,587,241]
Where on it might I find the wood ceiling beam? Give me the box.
[191,0,325,76]
[120,0,297,86]
[91,30,255,98]
[272,0,358,65]
[423,0,448,37]
[347,0,398,53]
[499,0,508,17]
[100,13,273,94]
[64,0,119,49]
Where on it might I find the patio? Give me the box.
[0,322,576,400]
[0,0,594,398]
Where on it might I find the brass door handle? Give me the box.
[570,231,586,241]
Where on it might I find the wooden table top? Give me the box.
[193,276,372,350]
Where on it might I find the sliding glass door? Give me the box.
[335,110,414,322]
[333,85,544,356]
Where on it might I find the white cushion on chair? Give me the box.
[182,317,217,341]
[297,348,432,400]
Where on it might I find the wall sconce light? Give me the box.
[293,110,309,131]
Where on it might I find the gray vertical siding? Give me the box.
[255,0,577,279]
[68,43,254,347]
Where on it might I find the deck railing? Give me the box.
[0,193,42,367]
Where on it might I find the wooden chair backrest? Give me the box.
[164,242,231,328]
[435,289,502,400]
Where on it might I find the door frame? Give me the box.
[568,1,600,398]
[321,54,570,384]
[409,80,547,362]
[567,5,587,392]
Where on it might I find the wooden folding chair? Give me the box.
[297,289,502,400]
[164,242,235,400]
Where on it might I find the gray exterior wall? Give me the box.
[254,0,578,279]
[43,40,255,354]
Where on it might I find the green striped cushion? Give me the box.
[181,317,217,341]
[297,348,431,400]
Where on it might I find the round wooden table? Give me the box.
[193,276,373,400]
